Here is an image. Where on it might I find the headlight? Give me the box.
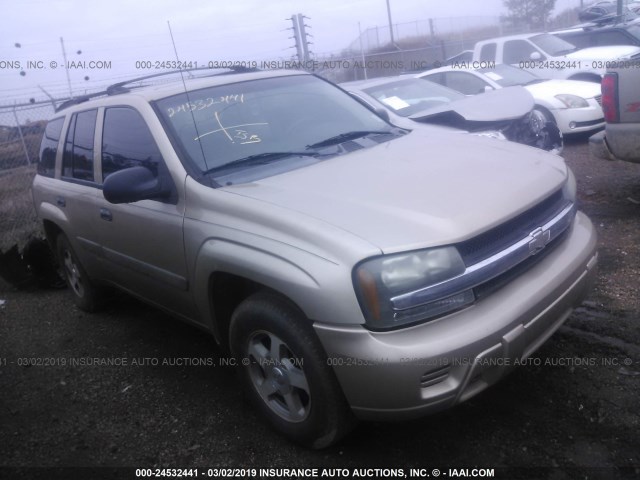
[353,247,474,330]
[555,94,589,109]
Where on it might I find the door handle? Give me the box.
[100,208,113,221]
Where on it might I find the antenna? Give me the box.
[167,21,210,172]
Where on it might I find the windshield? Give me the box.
[530,34,579,55]
[155,74,391,180]
[478,64,544,86]
[362,78,464,117]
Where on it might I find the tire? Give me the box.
[530,107,563,154]
[56,233,103,312]
[229,292,356,448]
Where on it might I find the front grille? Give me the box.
[457,189,568,266]
[595,95,602,107]
[473,228,569,301]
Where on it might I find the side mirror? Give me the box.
[374,107,390,123]
[483,85,495,93]
[529,51,542,61]
[103,166,171,204]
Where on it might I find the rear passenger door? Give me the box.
[94,106,194,320]
[56,109,103,274]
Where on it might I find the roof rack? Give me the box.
[55,66,259,112]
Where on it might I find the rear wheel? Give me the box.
[56,234,103,312]
[229,292,355,448]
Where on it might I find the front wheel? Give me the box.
[529,108,563,154]
[229,292,355,448]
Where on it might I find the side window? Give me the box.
[62,109,97,182]
[595,31,633,46]
[38,117,64,178]
[560,33,591,49]
[102,107,162,180]
[503,40,541,64]
[442,72,490,95]
[479,43,496,62]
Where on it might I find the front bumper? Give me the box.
[552,101,604,135]
[589,130,616,161]
[314,211,597,420]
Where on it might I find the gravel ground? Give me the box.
[1,136,639,480]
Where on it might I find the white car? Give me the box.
[417,64,605,135]
[342,76,563,153]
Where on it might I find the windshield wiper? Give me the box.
[204,151,324,175]
[306,130,392,149]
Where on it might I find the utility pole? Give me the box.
[297,14,312,62]
[288,13,312,62]
[60,37,73,98]
[386,0,395,45]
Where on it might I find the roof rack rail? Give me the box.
[55,66,259,112]
[55,91,110,112]
[105,66,259,95]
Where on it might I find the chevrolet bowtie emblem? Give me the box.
[528,227,551,255]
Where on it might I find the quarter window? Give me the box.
[62,109,97,182]
[38,117,64,178]
[102,107,162,180]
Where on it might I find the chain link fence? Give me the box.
[0,101,56,251]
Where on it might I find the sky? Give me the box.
[0,0,585,105]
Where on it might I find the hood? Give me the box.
[223,130,567,254]
[409,86,534,123]
[524,78,602,100]
[565,45,640,60]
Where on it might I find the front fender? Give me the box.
[191,237,365,342]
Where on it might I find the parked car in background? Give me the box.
[443,50,473,66]
[342,76,563,153]
[578,1,620,22]
[32,67,598,448]
[589,62,640,162]
[472,32,640,82]
[417,64,604,135]
[554,22,640,49]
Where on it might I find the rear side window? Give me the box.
[102,107,162,180]
[479,43,496,62]
[38,117,64,177]
[62,109,97,182]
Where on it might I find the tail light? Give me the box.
[601,73,619,123]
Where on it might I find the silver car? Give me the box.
[33,68,598,448]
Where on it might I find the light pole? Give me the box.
[386,0,395,45]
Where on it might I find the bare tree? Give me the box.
[503,0,557,30]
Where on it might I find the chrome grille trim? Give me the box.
[595,95,602,107]
[391,202,576,311]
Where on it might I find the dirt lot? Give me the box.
[0,137,639,480]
